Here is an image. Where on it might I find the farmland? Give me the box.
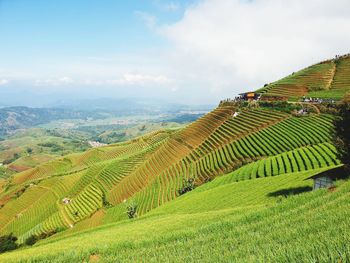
[0,55,349,262]
[0,168,349,262]
[258,54,350,100]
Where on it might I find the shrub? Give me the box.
[2,153,21,165]
[178,178,196,195]
[24,235,37,246]
[259,101,304,113]
[333,95,350,172]
[126,204,137,219]
[25,230,58,246]
[0,234,18,253]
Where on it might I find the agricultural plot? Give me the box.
[0,108,338,241]
[107,106,235,205]
[1,167,349,262]
[0,130,172,240]
[258,61,335,99]
[213,142,339,185]
[100,113,336,221]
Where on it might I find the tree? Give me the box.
[126,204,137,219]
[124,199,137,219]
[334,93,350,172]
[26,148,33,154]
[25,235,37,246]
[178,178,196,195]
[0,234,18,253]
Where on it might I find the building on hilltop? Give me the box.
[238,92,261,101]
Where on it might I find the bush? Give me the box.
[25,230,58,246]
[2,153,21,165]
[26,148,33,154]
[259,101,302,113]
[178,178,196,195]
[126,204,137,219]
[0,234,18,253]
[24,235,37,246]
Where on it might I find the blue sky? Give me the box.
[0,0,350,106]
[0,0,185,61]
[0,0,197,106]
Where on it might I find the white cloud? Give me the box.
[158,0,350,100]
[59,77,73,83]
[113,73,171,85]
[81,73,171,87]
[35,76,74,86]
[0,79,9,85]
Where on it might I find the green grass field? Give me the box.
[0,168,349,262]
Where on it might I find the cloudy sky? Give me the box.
[1,0,350,106]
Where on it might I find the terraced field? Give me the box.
[258,61,335,99]
[0,55,349,262]
[0,130,172,240]
[0,106,340,242]
[1,167,349,262]
[258,55,350,100]
[213,142,339,184]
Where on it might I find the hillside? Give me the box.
[0,55,349,262]
[256,54,350,100]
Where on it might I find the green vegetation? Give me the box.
[0,55,349,261]
[0,128,90,173]
[0,234,18,254]
[334,93,350,171]
[0,169,349,262]
[257,55,350,100]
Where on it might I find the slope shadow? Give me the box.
[267,186,313,198]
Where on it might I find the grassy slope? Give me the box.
[257,55,350,100]
[0,129,174,241]
[1,168,349,262]
[0,109,338,243]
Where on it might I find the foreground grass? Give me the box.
[1,170,349,262]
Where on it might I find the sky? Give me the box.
[0,0,350,106]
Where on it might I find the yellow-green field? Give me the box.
[0,168,349,262]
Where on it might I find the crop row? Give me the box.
[115,114,335,217]
[19,211,68,243]
[259,61,335,97]
[191,108,288,159]
[12,158,72,185]
[3,190,58,238]
[218,142,339,184]
[64,183,103,223]
[108,106,235,205]
[0,186,49,233]
[331,57,350,93]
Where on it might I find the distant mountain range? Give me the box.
[0,100,214,137]
[0,107,105,137]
